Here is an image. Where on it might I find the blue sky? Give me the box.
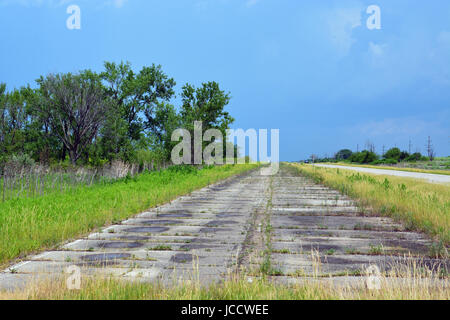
[0,0,449,160]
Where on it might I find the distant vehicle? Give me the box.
[304,160,310,164]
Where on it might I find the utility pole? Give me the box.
[408,138,412,154]
[426,136,435,161]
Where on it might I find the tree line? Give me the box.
[312,138,438,165]
[0,61,235,170]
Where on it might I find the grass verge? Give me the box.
[289,164,450,246]
[1,275,448,300]
[0,164,259,266]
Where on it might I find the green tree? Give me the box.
[399,151,410,161]
[383,147,401,160]
[101,61,176,142]
[37,70,111,165]
[0,83,8,165]
[0,86,27,161]
[350,150,378,164]
[21,87,63,163]
[146,102,180,160]
[180,82,234,163]
[97,102,134,162]
[335,149,353,160]
[406,152,422,162]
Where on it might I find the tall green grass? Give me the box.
[1,171,120,202]
[2,276,448,300]
[0,164,259,266]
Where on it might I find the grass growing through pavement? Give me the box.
[0,164,259,266]
[1,274,448,300]
[290,164,450,246]
[322,162,450,176]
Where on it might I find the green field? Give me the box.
[0,164,259,266]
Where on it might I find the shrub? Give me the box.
[3,154,35,175]
[167,165,198,174]
[384,159,398,165]
[383,148,401,160]
[7,153,35,167]
[335,149,353,160]
[399,151,410,161]
[350,150,378,164]
[405,152,422,162]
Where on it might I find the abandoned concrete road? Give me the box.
[0,165,447,291]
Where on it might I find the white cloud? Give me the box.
[246,0,261,8]
[325,6,362,57]
[369,42,385,56]
[367,42,388,68]
[108,0,127,8]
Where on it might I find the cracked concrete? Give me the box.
[268,166,448,286]
[0,165,448,291]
